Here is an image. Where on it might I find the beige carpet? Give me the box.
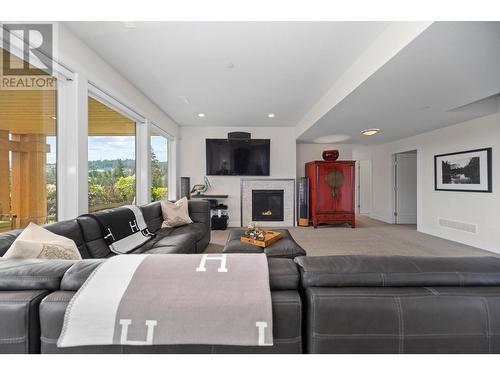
[205,215,496,257]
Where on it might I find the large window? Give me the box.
[150,128,169,201]
[0,48,57,231]
[88,97,136,212]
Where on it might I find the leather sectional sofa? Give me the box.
[3,254,500,354]
[2,200,500,354]
[0,200,212,259]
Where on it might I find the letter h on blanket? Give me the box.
[196,254,228,273]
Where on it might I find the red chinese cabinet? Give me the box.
[305,160,355,228]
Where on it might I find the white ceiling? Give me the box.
[65,21,389,127]
[298,21,500,143]
[65,21,500,143]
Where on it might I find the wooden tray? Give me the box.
[240,230,282,248]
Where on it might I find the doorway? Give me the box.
[355,160,372,215]
[393,150,417,225]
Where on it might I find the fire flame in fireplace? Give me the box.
[262,209,273,216]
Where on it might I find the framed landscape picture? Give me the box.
[434,148,492,192]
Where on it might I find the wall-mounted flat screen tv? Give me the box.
[206,139,270,176]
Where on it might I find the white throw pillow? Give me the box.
[2,222,82,260]
[160,197,193,228]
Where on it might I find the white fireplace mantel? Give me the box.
[240,179,295,227]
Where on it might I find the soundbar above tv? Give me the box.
[206,138,270,176]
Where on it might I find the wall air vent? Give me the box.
[438,218,477,234]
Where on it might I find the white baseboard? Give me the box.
[418,226,498,254]
[396,214,417,225]
[369,213,394,224]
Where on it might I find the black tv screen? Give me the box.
[206,139,270,176]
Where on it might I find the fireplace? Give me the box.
[252,189,284,222]
[241,179,295,227]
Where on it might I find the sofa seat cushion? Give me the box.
[150,232,197,254]
[168,223,207,242]
[143,246,185,255]
[131,232,197,254]
[296,256,500,288]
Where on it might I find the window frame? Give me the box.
[148,122,172,202]
[87,85,143,211]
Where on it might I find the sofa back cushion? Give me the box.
[187,200,210,225]
[295,255,500,288]
[140,200,210,231]
[140,201,163,232]
[60,257,299,291]
[0,220,89,258]
[3,223,82,260]
[0,258,77,290]
[75,216,113,259]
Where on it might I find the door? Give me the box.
[394,151,417,224]
[357,160,371,214]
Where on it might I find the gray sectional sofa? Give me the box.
[1,200,500,354]
[0,200,211,259]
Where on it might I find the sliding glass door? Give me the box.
[87,97,137,212]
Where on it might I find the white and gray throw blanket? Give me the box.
[84,205,155,254]
[57,254,273,347]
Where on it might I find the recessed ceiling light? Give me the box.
[197,113,205,118]
[267,113,275,118]
[360,128,380,136]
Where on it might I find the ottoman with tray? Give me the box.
[223,229,306,259]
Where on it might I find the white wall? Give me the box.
[296,143,355,178]
[360,112,500,253]
[180,127,296,227]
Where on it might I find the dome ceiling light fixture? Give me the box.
[360,128,380,136]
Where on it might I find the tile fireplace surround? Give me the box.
[240,179,295,227]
